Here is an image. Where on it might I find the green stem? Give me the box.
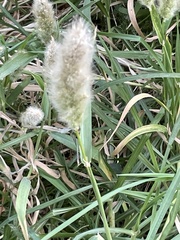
[75,130,112,240]
[87,167,112,240]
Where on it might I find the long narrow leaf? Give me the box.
[0,52,36,80]
[41,178,158,240]
[16,177,31,240]
[80,101,92,162]
[146,170,180,240]
[112,124,167,155]
[0,132,37,150]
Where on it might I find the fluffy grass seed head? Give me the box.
[156,0,180,20]
[20,106,44,127]
[138,0,154,9]
[32,0,57,44]
[44,17,95,130]
[44,37,60,80]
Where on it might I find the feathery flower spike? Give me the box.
[44,37,60,81]
[44,17,95,130]
[138,0,154,9]
[156,0,180,20]
[32,0,56,44]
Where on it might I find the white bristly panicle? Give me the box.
[156,0,180,20]
[32,0,56,44]
[44,17,95,130]
[44,37,60,80]
[139,0,180,19]
[138,0,154,9]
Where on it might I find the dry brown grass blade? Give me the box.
[29,195,40,225]
[0,155,12,181]
[60,169,76,190]
[35,160,60,178]
[127,0,180,43]
[127,0,145,38]
[5,147,28,162]
[0,111,20,128]
[0,179,6,215]
[70,169,104,181]
[97,29,118,50]
[11,83,42,92]
[145,20,180,42]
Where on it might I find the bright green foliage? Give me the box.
[0,1,180,240]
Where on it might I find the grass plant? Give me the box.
[0,0,180,240]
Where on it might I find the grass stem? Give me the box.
[75,130,112,240]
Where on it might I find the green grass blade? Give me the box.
[49,132,76,151]
[110,50,149,59]
[161,111,180,170]
[175,15,180,77]
[16,177,31,240]
[0,52,36,80]
[74,228,134,239]
[0,131,37,150]
[0,4,27,36]
[150,5,164,44]
[64,0,98,21]
[158,191,180,240]
[82,0,91,20]
[146,170,180,240]
[0,184,94,229]
[41,178,157,240]
[6,78,30,105]
[171,235,180,240]
[80,101,92,162]
[112,124,167,156]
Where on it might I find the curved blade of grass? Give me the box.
[16,177,31,240]
[93,104,156,172]
[105,93,170,146]
[28,72,45,90]
[74,228,134,240]
[112,124,167,156]
[127,0,145,38]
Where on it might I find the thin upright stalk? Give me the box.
[75,130,112,240]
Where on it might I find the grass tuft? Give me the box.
[0,0,180,239]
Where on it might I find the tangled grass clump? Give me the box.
[0,1,180,240]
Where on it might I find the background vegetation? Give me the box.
[0,0,180,239]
